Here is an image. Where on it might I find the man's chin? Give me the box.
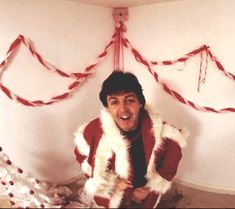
[116,121,137,132]
[117,125,130,132]
[119,125,136,132]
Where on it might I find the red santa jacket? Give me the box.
[74,105,189,208]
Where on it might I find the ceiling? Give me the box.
[68,0,180,8]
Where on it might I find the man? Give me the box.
[74,71,189,208]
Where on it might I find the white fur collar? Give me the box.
[100,108,131,179]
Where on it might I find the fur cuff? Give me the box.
[85,173,118,199]
[161,124,189,148]
[146,173,171,194]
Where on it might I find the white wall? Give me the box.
[0,0,235,194]
[126,0,235,193]
[0,0,114,183]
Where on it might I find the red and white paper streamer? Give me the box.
[1,13,235,209]
[0,31,235,110]
[0,35,114,106]
[122,36,235,113]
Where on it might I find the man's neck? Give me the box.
[121,122,141,141]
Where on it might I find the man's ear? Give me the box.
[140,103,145,111]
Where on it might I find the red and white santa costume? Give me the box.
[74,105,189,208]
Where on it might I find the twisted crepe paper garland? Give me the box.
[122,37,235,113]
[0,34,114,106]
[0,32,116,208]
[0,32,235,112]
[0,30,235,207]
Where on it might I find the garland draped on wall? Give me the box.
[0,34,113,106]
[0,7,235,208]
[123,37,235,113]
[0,31,234,112]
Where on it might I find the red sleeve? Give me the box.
[142,191,160,208]
[94,196,110,208]
[156,138,182,181]
[74,146,87,164]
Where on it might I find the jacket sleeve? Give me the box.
[74,123,92,178]
[145,123,189,197]
[157,123,189,181]
[84,142,120,208]
[156,138,182,181]
[74,121,122,208]
[142,191,160,208]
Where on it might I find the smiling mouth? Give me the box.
[120,115,131,120]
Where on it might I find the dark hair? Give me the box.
[99,71,146,107]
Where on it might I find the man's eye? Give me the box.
[127,98,136,103]
[110,100,118,105]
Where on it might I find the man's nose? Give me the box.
[119,101,128,111]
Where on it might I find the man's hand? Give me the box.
[115,178,133,191]
[131,187,150,203]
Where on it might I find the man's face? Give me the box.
[106,91,142,132]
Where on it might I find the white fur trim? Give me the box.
[74,124,90,156]
[79,109,132,201]
[100,109,131,179]
[144,105,165,179]
[145,173,171,194]
[144,105,173,194]
[74,124,92,175]
[91,135,118,198]
[161,124,189,148]
[84,178,96,196]
[84,172,118,199]
[145,105,163,171]
[144,104,163,139]
[81,160,92,176]
[109,191,124,208]
[84,173,117,199]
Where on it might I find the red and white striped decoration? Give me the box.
[1,13,235,208]
[0,34,114,106]
[150,43,235,85]
[0,32,235,110]
[0,146,67,208]
[0,146,92,208]
[122,36,235,113]
[208,49,235,81]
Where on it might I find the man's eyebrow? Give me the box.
[125,94,137,98]
[107,96,118,100]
